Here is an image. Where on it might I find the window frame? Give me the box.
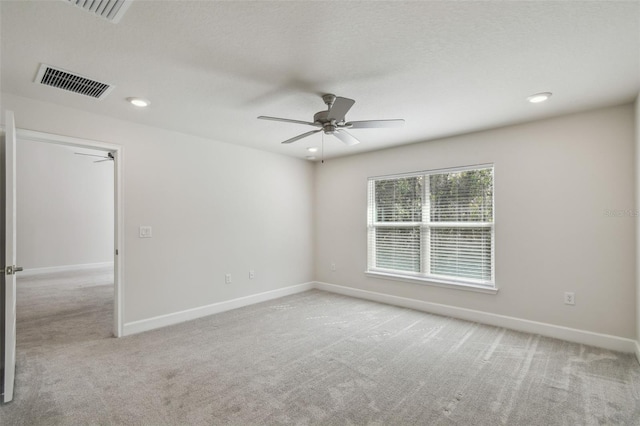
[366,164,496,293]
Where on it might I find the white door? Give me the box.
[3,110,21,403]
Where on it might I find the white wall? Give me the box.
[1,93,315,324]
[17,140,114,270]
[3,92,635,343]
[316,104,636,339]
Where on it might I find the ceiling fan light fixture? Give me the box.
[127,97,150,107]
[527,92,552,103]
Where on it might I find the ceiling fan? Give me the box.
[258,94,404,146]
[74,152,114,163]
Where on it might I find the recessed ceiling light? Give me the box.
[307,147,319,153]
[527,92,552,103]
[127,97,150,107]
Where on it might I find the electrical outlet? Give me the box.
[330,262,336,272]
[249,270,255,279]
[225,273,232,284]
[564,292,575,305]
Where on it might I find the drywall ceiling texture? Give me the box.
[17,140,114,270]
[1,93,315,324]
[315,104,636,339]
[1,1,639,160]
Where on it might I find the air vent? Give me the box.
[64,0,133,23]
[35,64,115,100]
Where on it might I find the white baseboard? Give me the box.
[314,281,637,354]
[119,279,640,356]
[20,262,114,277]
[123,282,315,336]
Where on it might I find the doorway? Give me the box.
[15,129,123,337]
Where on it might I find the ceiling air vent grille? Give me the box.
[35,64,115,100]
[65,0,133,23]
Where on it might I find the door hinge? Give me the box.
[3,265,23,275]
[115,249,119,255]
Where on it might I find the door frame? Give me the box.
[3,111,18,402]
[16,129,124,337]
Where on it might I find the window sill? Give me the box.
[364,271,498,294]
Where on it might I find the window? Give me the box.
[367,165,494,289]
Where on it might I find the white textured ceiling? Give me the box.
[1,1,639,160]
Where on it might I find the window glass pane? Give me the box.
[375,176,423,222]
[375,227,421,272]
[430,169,493,222]
[430,227,492,281]
[367,166,494,286]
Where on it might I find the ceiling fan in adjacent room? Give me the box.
[74,152,114,163]
[258,94,405,146]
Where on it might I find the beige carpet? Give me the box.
[1,268,640,425]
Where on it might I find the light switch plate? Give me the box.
[139,226,152,238]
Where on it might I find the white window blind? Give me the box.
[367,166,494,287]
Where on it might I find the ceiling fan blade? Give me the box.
[327,97,355,122]
[345,119,405,129]
[75,152,108,159]
[258,116,318,127]
[333,129,360,146]
[281,129,322,144]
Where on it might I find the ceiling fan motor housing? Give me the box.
[313,110,339,134]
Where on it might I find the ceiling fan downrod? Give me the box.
[322,93,336,109]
